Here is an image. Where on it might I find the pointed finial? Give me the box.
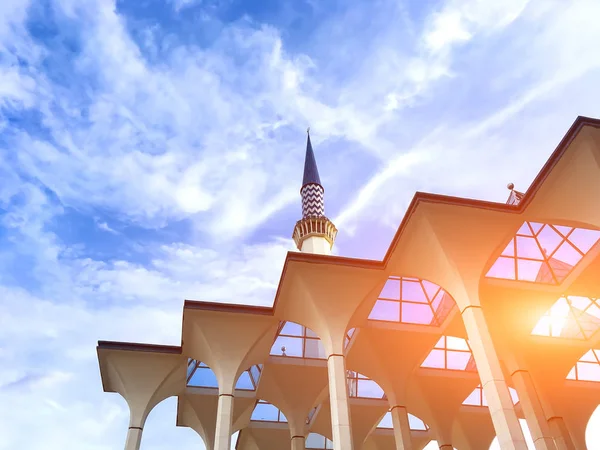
[507,182,515,191]
[307,126,310,135]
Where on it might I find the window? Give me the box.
[462,384,519,406]
[270,321,326,359]
[346,371,386,399]
[187,360,218,388]
[567,349,600,382]
[235,364,263,391]
[532,296,600,340]
[306,433,333,449]
[421,336,477,372]
[377,411,428,431]
[368,276,455,326]
[486,222,600,284]
[251,400,287,422]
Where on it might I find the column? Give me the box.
[327,354,354,449]
[548,417,576,450]
[214,393,235,450]
[124,426,143,450]
[461,306,528,450]
[511,370,556,450]
[291,435,306,450]
[390,406,412,450]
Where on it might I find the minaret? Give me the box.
[292,129,338,254]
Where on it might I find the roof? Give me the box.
[302,131,322,188]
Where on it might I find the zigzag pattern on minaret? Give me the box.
[301,184,325,217]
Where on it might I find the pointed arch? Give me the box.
[377,411,429,431]
[567,349,600,382]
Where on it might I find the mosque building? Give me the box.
[97,116,600,450]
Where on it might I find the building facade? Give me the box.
[97,117,600,450]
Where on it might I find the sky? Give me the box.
[1,0,600,448]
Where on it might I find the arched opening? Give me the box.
[368,276,455,326]
[235,364,264,391]
[586,405,600,448]
[186,360,218,389]
[346,370,385,399]
[270,321,326,359]
[421,336,477,372]
[250,400,288,423]
[376,411,429,431]
[306,432,333,449]
[140,397,200,447]
[462,384,519,406]
[567,349,600,381]
[486,221,600,284]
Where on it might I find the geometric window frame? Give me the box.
[187,359,263,391]
[346,371,386,399]
[566,349,600,382]
[532,295,600,340]
[486,221,600,284]
[306,433,333,449]
[462,384,520,407]
[251,400,288,423]
[368,276,455,326]
[421,336,477,372]
[270,321,326,359]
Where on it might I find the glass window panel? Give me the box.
[378,412,393,428]
[402,302,434,325]
[531,317,551,336]
[402,280,428,303]
[486,256,515,279]
[280,322,303,336]
[566,367,576,379]
[306,433,326,448]
[585,304,600,320]
[279,411,288,422]
[516,236,544,259]
[536,226,563,256]
[235,371,254,390]
[446,336,469,350]
[517,259,543,281]
[251,365,261,384]
[251,403,281,421]
[434,336,445,348]
[552,241,583,266]
[529,222,544,234]
[569,296,592,311]
[463,388,481,405]
[580,350,596,362]
[567,228,600,254]
[447,350,471,370]
[509,387,519,404]
[305,338,326,359]
[271,336,303,357]
[379,278,401,300]
[422,280,441,300]
[305,327,319,338]
[369,300,400,322]
[501,239,515,256]
[358,379,384,398]
[554,225,573,237]
[517,223,533,236]
[408,414,427,431]
[421,349,445,368]
[576,362,600,381]
[188,367,218,388]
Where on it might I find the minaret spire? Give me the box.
[292,129,337,254]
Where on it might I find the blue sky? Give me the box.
[1,0,600,448]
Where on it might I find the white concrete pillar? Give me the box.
[511,370,556,450]
[327,354,353,450]
[124,426,143,450]
[390,406,413,450]
[461,306,528,450]
[291,435,306,450]
[214,393,235,450]
[548,417,576,450]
